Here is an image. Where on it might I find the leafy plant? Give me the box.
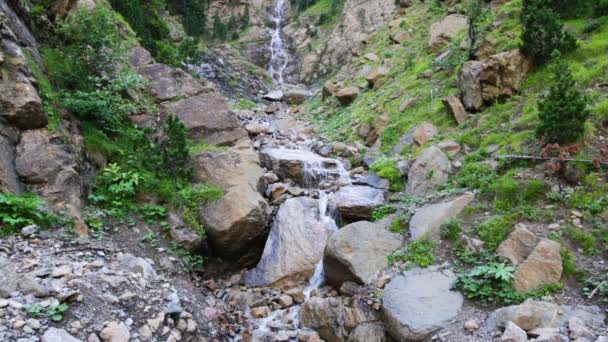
[370,157,404,192]
[474,215,514,251]
[454,262,521,305]
[536,54,590,144]
[25,303,70,321]
[440,219,461,242]
[389,239,437,268]
[170,241,205,271]
[371,205,397,221]
[583,273,608,302]
[89,164,144,216]
[139,204,168,223]
[390,215,408,234]
[0,193,55,236]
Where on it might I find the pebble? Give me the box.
[464,319,479,332]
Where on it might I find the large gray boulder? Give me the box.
[428,14,468,51]
[382,266,463,341]
[259,148,345,186]
[245,197,332,287]
[409,193,474,240]
[192,139,271,261]
[300,296,381,342]
[0,82,47,130]
[324,221,402,286]
[459,49,533,111]
[160,93,247,145]
[406,146,452,197]
[329,185,386,220]
[137,63,207,101]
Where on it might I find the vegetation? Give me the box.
[389,239,437,268]
[25,303,70,322]
[474,215,514,251]
[0,193,56,236]
[371,205,397,221]
[370,157,404,191]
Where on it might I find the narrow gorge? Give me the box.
[1,0,608,342]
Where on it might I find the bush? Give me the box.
[521,0,576,65]
[370,157,404,191]
[156,115,191,180]
[536,55,590,144]
[474,215,514,251]
[89,164,145,216]
[440,219,461,242]
[388,239,437,268]
[455,262,520,305]
[0,193,56,236]
[371,205,397,221]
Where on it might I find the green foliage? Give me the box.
[139,204,168,223]
[169,184,224,238]
[521,0,577,65]
[466,0,489,60]
[564,225,596,255]
[0,193,55,236]
[536,55,590,144]
[474,215,514,251]
[389,239,437,268]
[370,157,404,191]
[233,99,258,110]
[89,164,144,216]
[440,219,461,242]
[155,115,191,180]
[455,262,522,305]
[371,205,397,221]
[390,215,407,234]
[25,303,70,322]
[583,273,608,302]
[560,247,586,279]
[212,12,228,41]
[170,241,205,271]
[491,175,547,211]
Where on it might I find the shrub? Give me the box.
[89,164,144,215]
[156,115,191,180]
[455,262,520,305]
[390,215,407,234]
[536,55,590,144]
[521,0,576,65]
[474,215,514,251]
[440,219,461,242]
[389,239,437,268]
[370,157,404,191]
[0,193,55,236]
[371,205,397,221]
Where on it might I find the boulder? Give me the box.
[336,87,360,105]
[512,239,562,292]
[406,146,452,197]
[0,82,47,130]
[324,221,402,286]
[569,317,595,341]
[192,139,271,260]
[347,323,386,342]
[493,300,560,331]
[409,193,475,240]
[497,226,538,265]
[366,67,389,89]
[353,174,389,190]
[116,253,157,282]
[329,185,387,219]
[283,88,313,104]
[167,212,203,252]
[501,321,527,342]
[429,14,468,51]
[382,266,463,341]
[160,93,247,145]
[459,49,533,111]
[391,31,411,44]
[42,328,82,342]
[323,81,340,99]
[100,322,130,342]
[245,197,332,287]
[127,46,153,68]
[0,124,22,194]
[442,95,468,124]
[0,256,18,298]
[391,122,438,155]
[263,90,284,102]
[437,140,461,157]
[137,63,207,101]
[259,148,345,186]
[300,296,381,342]
[365,113,390,146]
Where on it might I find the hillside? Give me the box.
[1,0,608,341]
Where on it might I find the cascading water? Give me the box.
[268,0,290,84]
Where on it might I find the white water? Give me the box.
[268,0,290,84]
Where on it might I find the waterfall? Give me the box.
[269,0,290,84]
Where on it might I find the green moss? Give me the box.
[232,99,258,111]
[370,157,404,191]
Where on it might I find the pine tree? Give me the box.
[183,0,209,37]
[467,0,488,60]
[159,114,191,180]
[521,0,576,65]
[536,53,590,144]
[212,12,228,41]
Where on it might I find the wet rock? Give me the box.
[260,148,344,186]
[263,89,284,102]
[406,146,452,197]
[42,327,82,342]
[336,87,361,105]
[245,197,332,287]
[0,256,18,298]
[329,185,387,219]
[193,139,271,260]
[0,82,47,130]
[493,300,560,331]
[442,96,468,124]
[347,322,386,342]
[501,321,527,342]
[160,92,247,145]
[366,67,389,89]
[137,63,206,101]
[409,193,474,240]
[167,212,202,252]
[324,221,401,286]
[300,297,381,342]
[283,88,313,104]
[99,322,130,342]
[512,239,562,292]
[459,49,533,111]
[382,266,463,341]
[497,226,538,265]
[429,14,468,51]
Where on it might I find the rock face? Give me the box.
[0,123,22,194]
[300,296,382,342]
[192,139,270,261]
[497,226,538,265]
[512,239,562,292]
[245,197,332,287]
[0,82,47,130]
[459,49,533,111]
[382,266,463,341]
[137,63,208,101]
[329,185,387,220]
[409,193,475,240]
[324,221,402,286]
[348,323,386,342]
[167,213,203,252]
[160,93,247,145]
[406,146,452,197]
[429,14,468,51]
[501,321,527,342]
[260,148,344,186]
